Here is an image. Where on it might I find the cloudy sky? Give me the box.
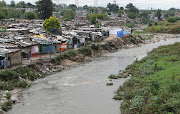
[4,0,180,10]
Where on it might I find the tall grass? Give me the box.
[115,42,180,113]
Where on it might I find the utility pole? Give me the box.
[94,0,98,7]
[75,0,79,7]
[114,0,116,4]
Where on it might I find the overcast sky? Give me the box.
[3,0,180,10]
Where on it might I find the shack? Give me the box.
[0,48,22,68]
[40,42,54,54]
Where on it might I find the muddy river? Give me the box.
[8,38,180,114]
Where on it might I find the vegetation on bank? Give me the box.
[0,66,44,112]
[145,20,180,34]
[0,67,43,91]
[114,42,180,113]
[52,35,143,64]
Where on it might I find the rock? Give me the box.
[11,96,18,103]
[0,109,5,114]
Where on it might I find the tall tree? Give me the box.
[36,0,53,19]
[10,0,15,8]
[63,9,75,21]
[27,2,34,8]
[126,3,139,13]
[19,1,26,8]
[68,4,77,10]
[107,3,119,13]
[0,0,6,7]
[155,9,162,20]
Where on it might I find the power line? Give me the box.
[94,0,98,7]
[75,0,79,7]
[114,0,116,4]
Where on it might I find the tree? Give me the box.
[0,12,5,20]
[68,4,77,10]
[118,10,122,17]
[120,7,124,10]
[83,5,88,9]
[127,12,136,19]
[155,9,162,20]
[43,16,61,33]
[36,0,53,19]
[10,0,15,8]
[19,1,26,8]
[27,2,34,8]
[107,3,119,13]
[24,11,38,20]
[140,11,148,18]
[167,17,177,23]
[126,3,139,13]
[89,13,109,24]
[63,9,75,21]
[0,0,6,7]
[169,8,180,11]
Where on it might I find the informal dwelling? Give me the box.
[0,49,22,68]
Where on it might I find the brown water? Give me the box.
[8,38,180,114]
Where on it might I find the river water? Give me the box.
[8,38,180,114]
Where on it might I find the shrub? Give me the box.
[90,44,100,51]
[78,47,92,56]
[5,92,11,100]
[106,83,113,86]
[108,74,118,79]
[1,101,12,112]
[15,80,30,88]
[0,70,19,81]
[63,50,78,59]
[24,11,38,20]
[167,17,177,23]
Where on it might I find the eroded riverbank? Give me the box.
[7,37,180,114]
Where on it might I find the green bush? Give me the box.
[15,80,30,88]
[24,11,38,20]
[78,47,92,56]
[1,101,12,112]
[0,70,19,81]
[108,74,118,79]
[5,92,11,100]
[167,17,177,23]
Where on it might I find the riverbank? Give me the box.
[0,33,178,113]
[113,42,180,113]
[145,20,180,34]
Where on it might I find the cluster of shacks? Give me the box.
[0,19,109,68]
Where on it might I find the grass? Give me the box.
[145,20,180,34]
[114,42,180,113]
